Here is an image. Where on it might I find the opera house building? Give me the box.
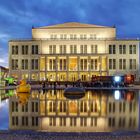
[9,22,140,81]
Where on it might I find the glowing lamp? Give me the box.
[114,90,121,100]
[114,76,121,83]
[126,75,131,81]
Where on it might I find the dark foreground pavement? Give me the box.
[1,131,140,140]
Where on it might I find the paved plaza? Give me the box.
[0,131,140,140]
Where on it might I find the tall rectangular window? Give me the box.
[91,45,98,53]
[49,45,52,54]
[32,45,38,54]
[22,59,28,70]
[109,45,116,54]
[80,45,84,54]
[60,45,66,54]
[32,117,38,126]
[70,45,77,54]
[119,45,126,54]
[109,59,116,69]
[119,59,126,70]
[129,59,136,69]
[80,45,87,54]
[129,45,136,54]
[91,59,98,70]
[80,59,88,70]
[31,59,38,70]
[22,45,28,55]
[12,45,18,55]
[11,59,18,70]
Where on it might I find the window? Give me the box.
[70,45,77,54]
[80,45,87,54]
[49,45,56,54]
[11,59,18,70]
[59,59,67,71]
[129,102,132,113]
[22,45,28,55]
[91,45,98,53]
[80,101,87,112]
[12,116,18,126]
[49,45,52,54]
[119,102,122,113]
[80,34,87,39]
[70,118,77,126]
[118,118,124,127]
[80,59,88,71]
[21,59,28,70]
[49,101,56,112]
[109,59,116,69]
[49,117,56,126]
[113,103,115,113]
[32,102,38,112]
[32,117,38,126]
[119,45,126,54]
[80,118,87,126]
[109,103,111,113]
[123,102,125,112]
[129,45,136,54]
[12,45,18,55]
[49,59,56,70]
[90,34,96,39]
[109,45,116,54]
[12,102,18,112]
[59,101,66,113]
[129,59,136,69]
[31,59,38,70]
[119,59,126,70]
[32,45,38,54]
[60,117,66,126]
[22,104,28,112]
[108,117,115,127]
[60,45,66,54]
[22,116,28,126]
[91,59,98,70]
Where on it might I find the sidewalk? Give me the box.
[1,84,140,90]
[0,130,140,140]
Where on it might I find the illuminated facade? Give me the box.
[9,22,140,81]
[9,90,139,131]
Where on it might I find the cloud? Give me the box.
[0,0,140,67]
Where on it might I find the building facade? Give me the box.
[9,90,139,132]
[9,22,140,81]
[0,66,9,86]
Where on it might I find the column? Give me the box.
[56,56,58,81]
[88,56,90,80]
[106,56,109,76]
[67,56,69,81]
[78,56,80,80]
[99,56,102,76]
[45,56,47,80]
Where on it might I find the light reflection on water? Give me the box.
[0,89,139,131]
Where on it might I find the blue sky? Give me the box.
[0,0,140,67]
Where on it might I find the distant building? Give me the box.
[9,22,140,81]
[9,90,139,132]
[0,66,8,86]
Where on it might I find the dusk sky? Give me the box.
[0,0,140,67]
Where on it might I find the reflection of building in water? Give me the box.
[9,90,139,132]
